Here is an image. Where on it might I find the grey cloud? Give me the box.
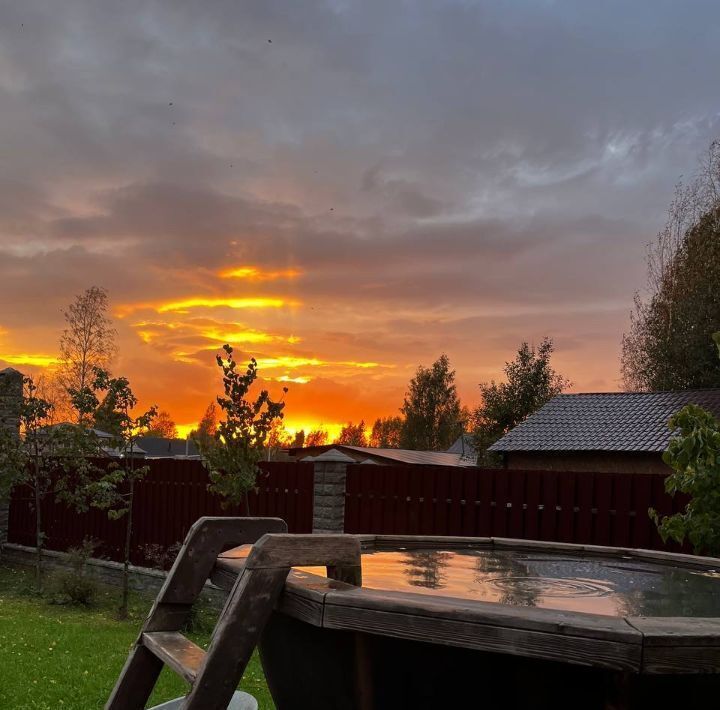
[1,0,720,393]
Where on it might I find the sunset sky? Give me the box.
[1,1,719,438]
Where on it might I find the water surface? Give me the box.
[299,548,720,617]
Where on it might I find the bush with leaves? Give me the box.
[140,541,182,571]
[46,539,100,606]
[0,374,100,591]
[651,334,720,556]
[198,345,287,512]
[652,403,720,555]
[69,367,157,618]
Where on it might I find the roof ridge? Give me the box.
[556,389,720,397]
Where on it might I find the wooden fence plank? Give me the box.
[492,469,509,537]
[508,469,526,539]
[461,469,478,536]
[540,470,558,542]
[575,472,593,544]
[448,469,463,537]
[557,471,576,543]
[477,470,493,537]
[594,474,613,546]
[434,466,450,536]
[613,474,632,548]
[420,468,435,535]
[524,472,541,541]
[395,466,409,535]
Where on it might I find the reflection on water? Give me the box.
[401,550,452,589]
[339,549,720,617]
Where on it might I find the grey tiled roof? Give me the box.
[294,445,475,467]
[488,390,720,453]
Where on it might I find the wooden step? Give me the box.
[142,632,206,684]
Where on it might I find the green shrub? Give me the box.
[46,539,99,606]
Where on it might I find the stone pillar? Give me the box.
[311,450,354,534]
[0,368,22,546]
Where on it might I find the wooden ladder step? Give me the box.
[142,632,206,684]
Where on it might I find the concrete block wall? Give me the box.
[312,454,351,533]
[0,368,22,547]
[2,542,228,607]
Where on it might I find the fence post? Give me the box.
[0,368,23,547]
[312,450,354,534]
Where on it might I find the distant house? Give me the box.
[135,436,200,460]
[446,434,479,466]
[488,390,720,474]
[289,444,476,467]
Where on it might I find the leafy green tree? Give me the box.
[189,402,217,450]
[57,286,116,422]
[651,333,720,555]
[70,368,157,618]
[399,354,463,451]
[0,375,98,591]
[265,420,293,460]
[142,410,177,438]
[622,140,720,390]
[335,421,367,446]
[93,391,124,436]
[370,416,403,448]
[652,404,720,555]
[305,429,328,447]
[472,338,570,461]
[198,345,287,513]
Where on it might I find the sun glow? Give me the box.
[0,354,58,368]
[284,420,343,442]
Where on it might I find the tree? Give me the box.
[57,287,117,421]
[265,420,293,460]
[305,429,328,447]
[70,368,157,618]
[143,410,178,438]
[189,402,217,450]
[652,403,720,556]
[0,375,98,591]
[472,338,570,461]
[622,140,720,391]
[399,354,463,451]
[370,416,403,448]
[93,391,124,436]
[198,345,287,512]
[651,334,720,556]
[335,421,367,446]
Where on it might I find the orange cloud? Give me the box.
[219,266,302,281]
[117,296,297,317]
[255,356,387,370]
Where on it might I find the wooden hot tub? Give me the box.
[211,535,720,709]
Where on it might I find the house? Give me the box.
[488,390,720,474]
[135,436,200,460]
[289,444,476,467]
[446,434,479,466]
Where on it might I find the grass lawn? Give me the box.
[0,563,274,710]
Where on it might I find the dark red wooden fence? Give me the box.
[344,465,689,551]
[7,459,313,564]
